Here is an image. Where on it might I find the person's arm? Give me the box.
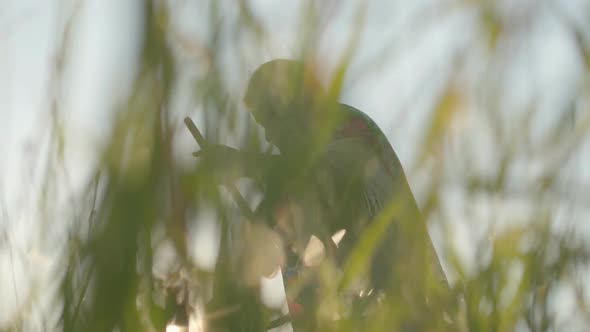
[194,144,280,185]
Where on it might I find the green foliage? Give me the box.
[2,1,590,331]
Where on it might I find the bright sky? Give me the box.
[0,0,589,330]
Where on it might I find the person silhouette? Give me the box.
[196,59,456,330]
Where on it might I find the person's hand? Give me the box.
[192,144,239,166]
[192,144,249,185]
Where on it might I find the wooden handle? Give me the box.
[184,116,256,220]
[184,117,207,148]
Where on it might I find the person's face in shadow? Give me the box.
[244,59,319,155]
[246,98,309,155]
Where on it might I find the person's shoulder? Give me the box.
[339,103,369,121]
[337,103,405,174]
[338,103,385,137]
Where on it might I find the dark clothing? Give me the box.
[253,104,453,329]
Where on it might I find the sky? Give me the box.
[0,0,589,330]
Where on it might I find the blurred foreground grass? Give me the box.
[1,1,590,331]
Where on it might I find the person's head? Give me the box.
[244,59,324,152]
